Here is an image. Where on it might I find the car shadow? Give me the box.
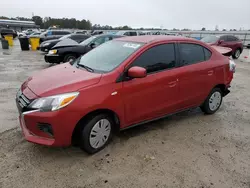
[19,107,204,159]
[118,107,202,140]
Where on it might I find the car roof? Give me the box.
[49,30,71,32]
[96,34,123,38]
[115,35,197,43]
[71,33,90,36]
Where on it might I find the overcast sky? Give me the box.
[1,0,250,30]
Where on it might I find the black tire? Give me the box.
[232,48,241,59]
[63,54,77,63]
[200,88,223,114]
[79,114,114,154]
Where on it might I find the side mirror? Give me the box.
[90,43,96,49]
[128,66,147,78]
[218,40,224,44]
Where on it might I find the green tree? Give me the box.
[32,16,43,27]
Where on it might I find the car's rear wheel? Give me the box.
[63,54,77,63]
[232,48,241,59]
[79,114,113,154]
[201,88,223,114]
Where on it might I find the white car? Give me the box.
[17,31,27,37]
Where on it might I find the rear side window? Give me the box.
[227,36,239,42]
[131,44,176,74]
[52,31,70,35]
[62,31,71,35]
[204,48,212,60]
[52,31,59,35]
[179,44,205,65]
[123,32,130,36]
[130,32,137,36]
[220,35,228,41]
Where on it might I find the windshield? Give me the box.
[59,34,71,40]
[76,41,144,72]
[201,36,219,43]
[80,36,96,46]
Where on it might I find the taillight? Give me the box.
[229,58,236,73]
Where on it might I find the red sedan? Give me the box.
[201,35,243,59]
[16,36,235,154]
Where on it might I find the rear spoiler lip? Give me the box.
[211,45,232,56]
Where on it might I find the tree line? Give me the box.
[1,16,249,31]
[0,15,133,30]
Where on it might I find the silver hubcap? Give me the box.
[66,56,75,62]
[89,119,111,149]
[209,91,222,111]
[235,50,240,58]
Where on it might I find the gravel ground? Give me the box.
[0,40,250,188]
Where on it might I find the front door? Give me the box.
[219,35,235,50]
[122,43,180,125]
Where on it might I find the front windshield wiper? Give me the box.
[76,63,94,72]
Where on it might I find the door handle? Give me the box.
[168,79,178,88]
[208,70,214,76]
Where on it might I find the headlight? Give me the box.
[48,49,57,54]
[43,42,50,47]
[28,92,79,112]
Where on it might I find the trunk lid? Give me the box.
[211,45,232,56]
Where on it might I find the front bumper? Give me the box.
[18,109,81,147]
[44,54,62,64]
[19,112,55,146]
[16,92,82,147]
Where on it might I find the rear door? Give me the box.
[177,43,215,109]
[122,43,180,125]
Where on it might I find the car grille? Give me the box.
[16,89,31,112]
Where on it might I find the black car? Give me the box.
[91,30,104,35]
[44,34,123,64]
[0,28,17,38]
[40,34,90,52]
[39,30,71,43]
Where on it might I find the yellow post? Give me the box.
[29,37,40,51]
[4,35,13,47]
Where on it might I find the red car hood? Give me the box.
[22,63,102,98]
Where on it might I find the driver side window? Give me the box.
[130,44,176,74]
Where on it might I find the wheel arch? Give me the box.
[71,108,120,145]
[213,84,228,96]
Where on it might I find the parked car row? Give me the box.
[43,34,123,63]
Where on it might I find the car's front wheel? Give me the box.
[201,88,223,114]
[79,114,114,154]
[63,54,77,63]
